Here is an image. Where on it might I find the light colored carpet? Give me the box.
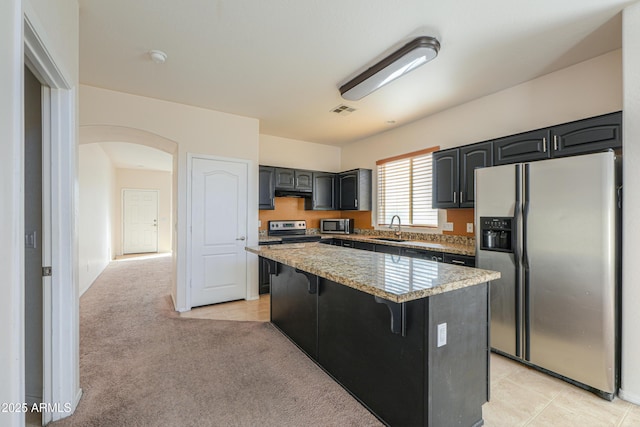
[52,256,382,426]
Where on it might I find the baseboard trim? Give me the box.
[619,387,640,405]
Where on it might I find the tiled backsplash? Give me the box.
[259,197,475,242]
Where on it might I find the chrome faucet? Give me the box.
[389,215,402,237]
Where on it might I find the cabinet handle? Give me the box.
[451,260,465,265]
[553,135,558,151]
[460,192,464,204]
[453,192,457,204]
[355,199,358,208]
[236,236,246,241]
[542,137,547,153]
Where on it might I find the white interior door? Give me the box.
[190,157,247,307]
[123,189,159,254]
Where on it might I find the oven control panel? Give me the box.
[268,220,307,236]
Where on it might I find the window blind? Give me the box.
[377,147,438,227]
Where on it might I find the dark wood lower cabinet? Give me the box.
[266,259,489,427]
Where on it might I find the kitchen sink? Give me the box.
[372,237,407,242]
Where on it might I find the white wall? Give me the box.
[114,168,172,255]
[80,85,260,310]
[621,3,640,405]
[1,0,79,424]
[78,143,115,296]
[260,134,342,172]
[341,50,622,229]
[0,2,25,423]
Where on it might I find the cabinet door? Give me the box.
[459,142,492,208]
[309,172,336,210]
[294,170,313,192]
[274,168,295,189]
[339,172,358,210]
[432,149,459,209]
[551,111,622,158]
[493,129,551,165]
[258,166,275,210]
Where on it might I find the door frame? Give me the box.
[185,153,251,310]
[24,12,81,424]
[121,188,160,255]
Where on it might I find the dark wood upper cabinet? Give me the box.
[274,168,312,192]
[261,165,371,211]
[433,141,492,209]
[294,170,313,192]
[305,172,337,210]
[460,142,492,208]
[551,111,622,158]
[339,169,372,211]
[493,129,551,165]
[258,166,275,210]
[274,168,295,189]
[432,149,459,209]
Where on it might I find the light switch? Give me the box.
[25,231,37,249]
[437,323,447,347]
[442,222,453,231]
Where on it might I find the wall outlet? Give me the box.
[258,220,262,227]
[442,222,453,231]
[467,223,474,233]
[437,323,447,347]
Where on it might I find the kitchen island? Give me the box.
[246,242,500,427]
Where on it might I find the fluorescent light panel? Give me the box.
[340,36,440,101]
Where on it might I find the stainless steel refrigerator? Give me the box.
[475,151,620,399]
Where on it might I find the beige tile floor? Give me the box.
[188,295,640,426]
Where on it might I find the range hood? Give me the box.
[274,189,312,198]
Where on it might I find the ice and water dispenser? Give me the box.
[479,217,514,252]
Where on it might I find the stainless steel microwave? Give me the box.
[320,219,354,234]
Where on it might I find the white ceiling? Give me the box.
[98,141,172,172]
[78,0,630,147]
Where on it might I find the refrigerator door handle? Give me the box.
[513,165,523,358]
[522,163,531,361]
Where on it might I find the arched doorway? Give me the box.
[78,125,178,295]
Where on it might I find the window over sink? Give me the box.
[377,146,439,227]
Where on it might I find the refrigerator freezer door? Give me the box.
[475,164,522,357]
[526,151,616,394]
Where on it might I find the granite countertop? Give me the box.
[246,243,499,303]
[258,234,475,256]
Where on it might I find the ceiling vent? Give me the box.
[331,104,357,116]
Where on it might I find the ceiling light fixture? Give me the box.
[339,36,440,101]
[149,50,167,64]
